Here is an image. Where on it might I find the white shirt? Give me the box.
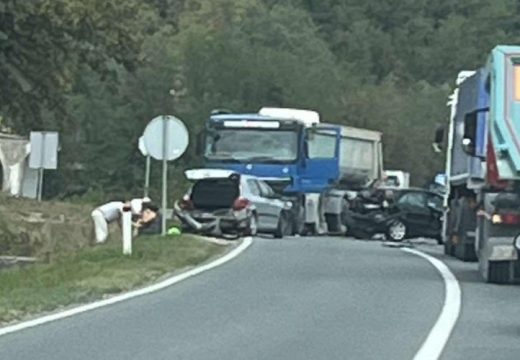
[97,201,124,222]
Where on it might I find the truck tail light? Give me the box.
[180,195,194,210]
[491,213,520,225]
[233,197,250,211]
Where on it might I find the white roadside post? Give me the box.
[122,205,132,255]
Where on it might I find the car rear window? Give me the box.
[191,178,239,210]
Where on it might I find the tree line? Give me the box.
[2,0,519,200]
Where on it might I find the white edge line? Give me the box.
[402,248,461,360]
[0,237,254,338]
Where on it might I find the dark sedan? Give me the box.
[380,187,443,242]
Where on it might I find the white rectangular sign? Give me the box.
[29,132,59,169]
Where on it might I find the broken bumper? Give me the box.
[173,202,250,237]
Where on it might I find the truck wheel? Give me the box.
[444,238,455,256]
[325,200,349,234]
[485,261,512,284]
[453,198,478,262]
[455,236,478,262]
[274,212,291,239]
[292,206,305,235]
[302,223,317,236]
[325,214,341,233]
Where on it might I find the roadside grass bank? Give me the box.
[0,193,94,259]
[0,235,228,325]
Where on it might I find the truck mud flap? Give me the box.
[486,261,515,284]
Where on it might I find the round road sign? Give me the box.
[143,115,189,161]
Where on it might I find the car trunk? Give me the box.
[191,178,239,211]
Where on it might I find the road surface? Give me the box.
[1,236,520,359]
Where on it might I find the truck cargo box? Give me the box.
[336,126,383,188]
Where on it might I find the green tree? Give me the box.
[0,0,154,132]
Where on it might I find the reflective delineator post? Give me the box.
[122,206,132,255]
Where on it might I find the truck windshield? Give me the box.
[205,129,298,162]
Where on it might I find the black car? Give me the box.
[346,187,443,242]
[380,187,443,242]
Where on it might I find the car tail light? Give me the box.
[491,213,520,225]
[233,197,250,211]
[180,195,193,210]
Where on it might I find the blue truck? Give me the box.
[434,46,520,283]
[197,107,384,235]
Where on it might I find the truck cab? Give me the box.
[201,109,340,194]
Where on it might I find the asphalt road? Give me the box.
[410,239,520,360]
[1,236,519,359]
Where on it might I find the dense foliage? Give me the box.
[2,0,520,199]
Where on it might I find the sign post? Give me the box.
[144,155,151,197]
[28,132,59,202]
[142,116,189,235]
[161,117,168,236]
[138,136,151,197]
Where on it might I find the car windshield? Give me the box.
[205,129,298,162]
[397,192,426,207]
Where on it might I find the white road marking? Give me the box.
[0,237,254,338]
[402,248,461,360]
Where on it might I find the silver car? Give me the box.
[174,169,293,238]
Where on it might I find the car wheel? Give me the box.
[274,212,290,238]
[444,236,455,256]
[302,223,316,236]
[386,220,407,242]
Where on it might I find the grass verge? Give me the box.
[0,234,228,325]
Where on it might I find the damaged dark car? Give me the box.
[346,187,444,242]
